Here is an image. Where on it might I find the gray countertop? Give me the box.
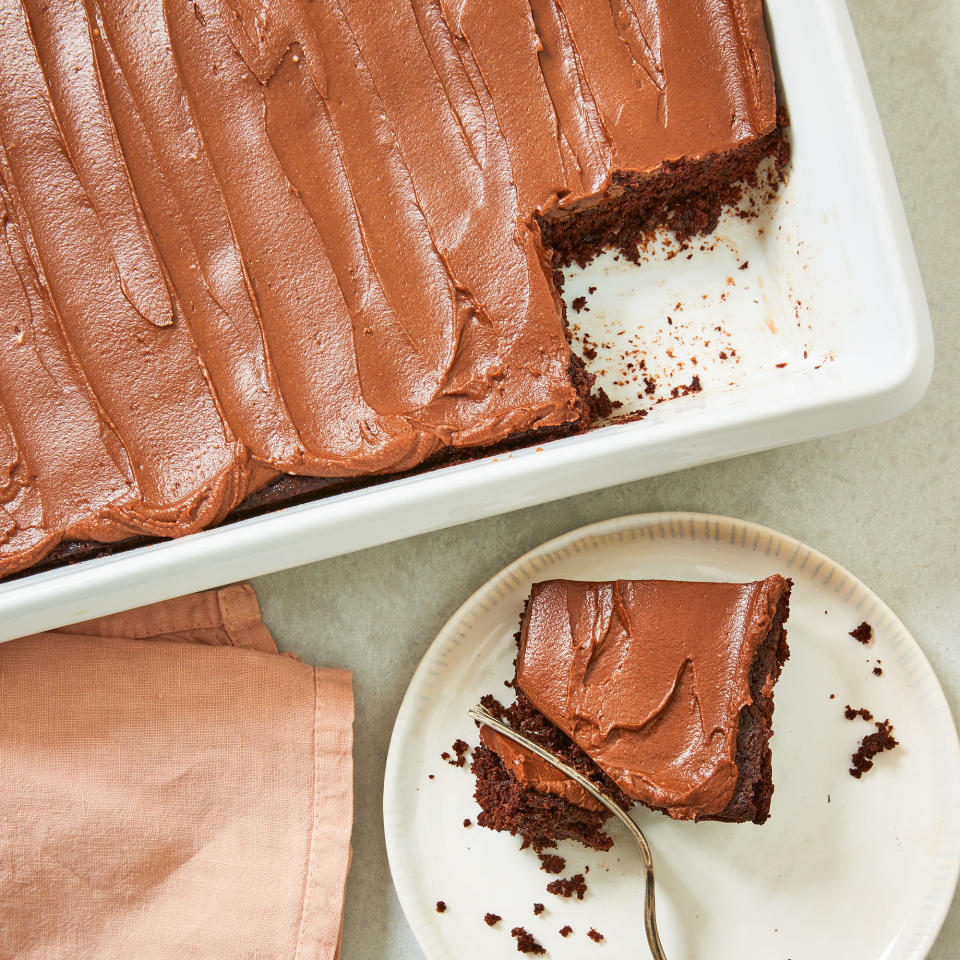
[252,2,960,956]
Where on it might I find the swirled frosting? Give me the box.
[491,576,788,819]
[0,0,775,577]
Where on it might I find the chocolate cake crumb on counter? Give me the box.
[587,928,606,943]
[0,0,787,582]
[850,622,874,644]
[484,913,501,927]
[559,925,574,938]
[844,705,874,722]
[533,903,545,915]
[435,901,446,914]
[471,576,792,855]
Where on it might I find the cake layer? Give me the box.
[483,576,791,823]
[479,725,604,812]
[472,718,617,853]
[0,0,777,578]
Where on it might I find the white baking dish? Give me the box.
[0,0,931,643]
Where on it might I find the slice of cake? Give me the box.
[472,576,791,851]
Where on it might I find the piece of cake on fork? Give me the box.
[472,576,792,851]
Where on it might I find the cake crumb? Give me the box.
[739,260,750,270]
[428,774,434,779]
[850,719,898,778]
[844,705,874,721]
[436,901,447,913]
[546,874,587,900]
[587,928,605,943]
[571,296,587,313]
[776,362,788,368]
[850,621,873,644]
[463,818,472,827]
[829,694,836,700]
[559,925,573,938]
[446,739,470,767]
[873,666,883,676]
[588,286,597,294]
[538,853,565,874]
[533,902,545,915]
[510,926,546,954]
[484,912,501,927]
[669,374,701,398]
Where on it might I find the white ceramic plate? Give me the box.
[384,513,960,960]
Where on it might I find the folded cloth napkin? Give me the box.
[0,584,353,960]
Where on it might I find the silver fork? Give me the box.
[468,704,668,960]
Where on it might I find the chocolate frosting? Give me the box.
[0,0,775,577]
[479,724,604,812]
[492,576,788,819]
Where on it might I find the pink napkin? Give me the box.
[0,584,353,960]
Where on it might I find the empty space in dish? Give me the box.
[567,3,923,426]
[565,166,837,419]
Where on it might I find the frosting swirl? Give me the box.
[0,0,775,577]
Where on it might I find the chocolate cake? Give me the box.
[0,0,784,580]
[849,719,898,779]
[510,926,546,955]
[472,576,792,850]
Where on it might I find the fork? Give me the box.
[468,704,668,960]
